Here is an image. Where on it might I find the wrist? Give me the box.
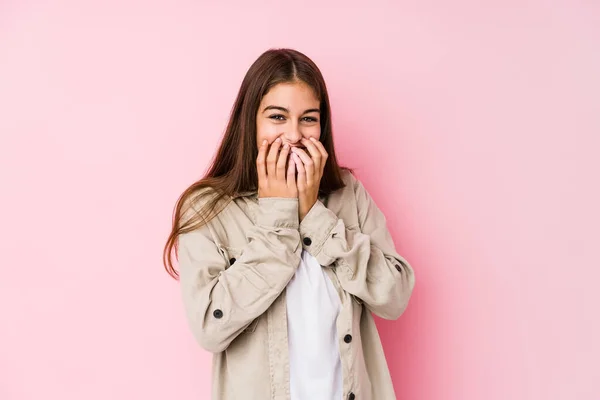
[298,198,317,221]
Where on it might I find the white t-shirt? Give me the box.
[286,249,343,400]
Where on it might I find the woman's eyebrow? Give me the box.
[262,105,320,114]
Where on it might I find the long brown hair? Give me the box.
[163,48,350,279]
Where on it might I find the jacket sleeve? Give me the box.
[299,177,415,320]
[178,197,302,353]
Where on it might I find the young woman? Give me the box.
[163,48,415,400]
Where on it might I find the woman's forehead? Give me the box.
[260,82,319,109]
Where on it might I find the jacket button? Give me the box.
[348,393,355,400]
[344,334,353,343]
[395,264,401,272]
[229,258,236,265]
[303,237,312,246]
[213,309,223,319]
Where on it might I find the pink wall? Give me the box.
[1,1,599,399]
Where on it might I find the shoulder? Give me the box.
[338,169,376,211]
[180,186,229,228]
[189,186,222,207]
[329,169,368,210]
[339,168,359,188]
[339,168,366,196]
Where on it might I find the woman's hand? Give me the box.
[257,138,298,198]
[291,137,329,221]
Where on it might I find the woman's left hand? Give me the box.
[291,137,329,221]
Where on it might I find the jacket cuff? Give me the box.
[256,198,299,229]
[298,200,339,264]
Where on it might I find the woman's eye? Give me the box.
[268,115,318,122]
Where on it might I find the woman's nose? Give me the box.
[283,122,302,143]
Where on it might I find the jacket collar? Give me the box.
[232,190,327,203]
[231,190,258,200]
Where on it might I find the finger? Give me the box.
[287,152,297,189]
[276,143,290,181]
[309,137,328,173]
[266,138,282,178]
[291,147,314,187]
[301,137,322,172]
[292,153,307,191]
[256,139,268,184]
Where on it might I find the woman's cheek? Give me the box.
[256,126,279,146]
[307,126,321,140]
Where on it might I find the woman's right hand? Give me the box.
[257,138,298,198]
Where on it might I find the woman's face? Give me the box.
[256,81,321,150]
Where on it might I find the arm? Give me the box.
[299,177,415,320]
[178,197,302,353]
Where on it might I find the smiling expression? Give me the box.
[256,81,321,151]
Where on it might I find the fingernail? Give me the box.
[310,137,316,141]
[262,139,267,145]
[275,138,281,142]
[283,143,289,149]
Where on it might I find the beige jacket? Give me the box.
[178,170,415,400]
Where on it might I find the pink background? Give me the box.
[1,1,599,399]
